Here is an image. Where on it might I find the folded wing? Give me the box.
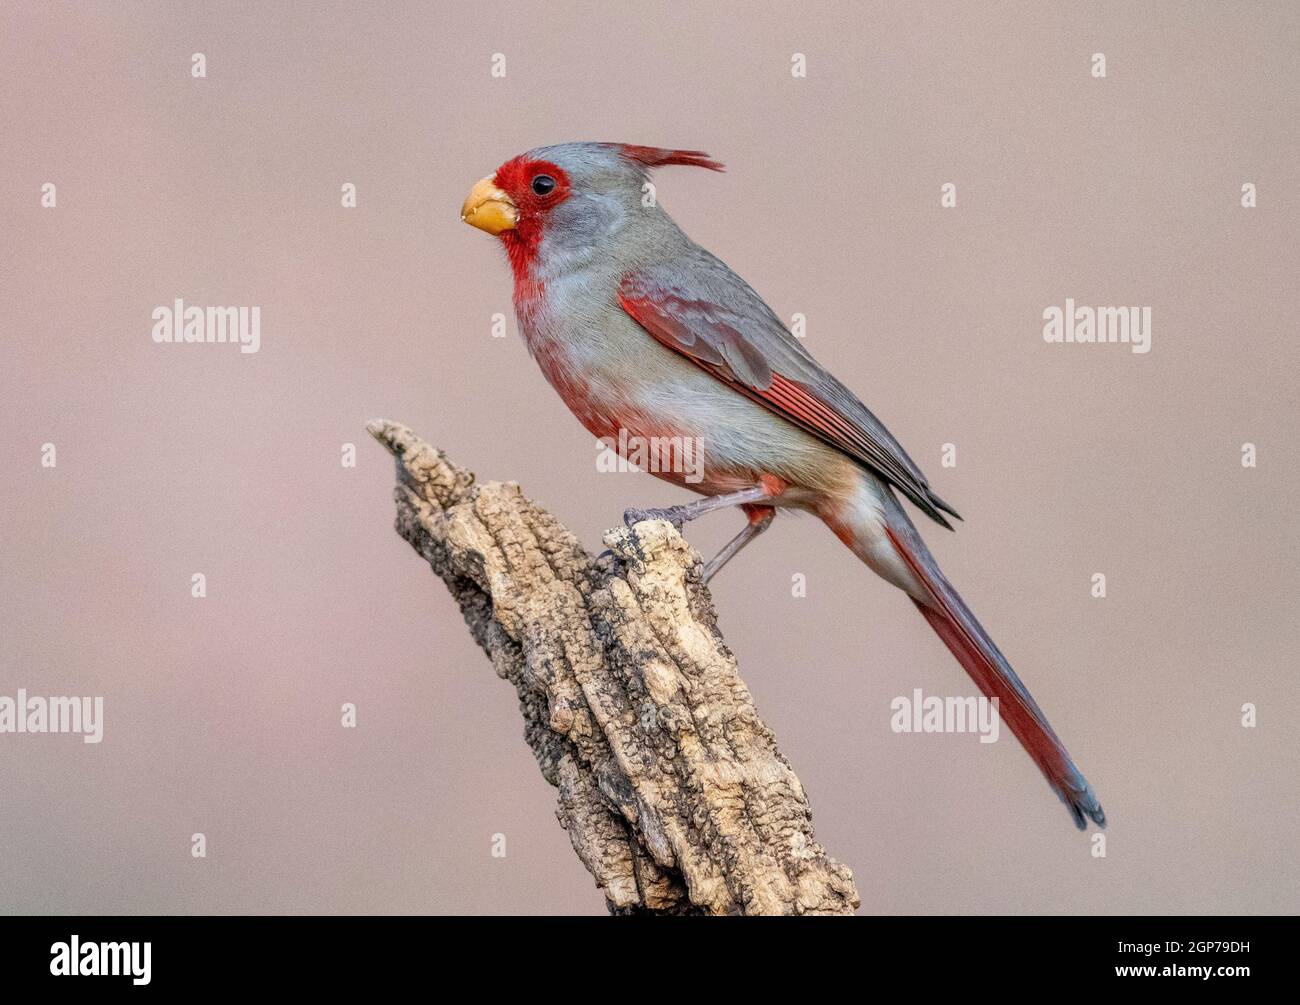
[619,254,961,528]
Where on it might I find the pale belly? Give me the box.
[519,296,860,507]
[512,279,922,601]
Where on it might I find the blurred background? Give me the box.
[1,1,1296,914]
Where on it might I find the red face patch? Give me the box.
[492,157,572,227]
[490,156,572,294]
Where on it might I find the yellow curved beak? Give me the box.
[460,176,517,235]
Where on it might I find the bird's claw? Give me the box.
[623,506,685,530]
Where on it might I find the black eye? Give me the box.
[531,174,557,196]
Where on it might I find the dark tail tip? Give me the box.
[1060,784,1106,831]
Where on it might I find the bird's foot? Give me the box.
[592,546,622,575]
[623,505,687,531]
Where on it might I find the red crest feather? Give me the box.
[616,145,725,172]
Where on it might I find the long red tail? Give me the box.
[883,519,1105,830]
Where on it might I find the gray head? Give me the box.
[460,142,724,278]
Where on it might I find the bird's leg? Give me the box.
[623,483,775,530]
[703,506,775,582]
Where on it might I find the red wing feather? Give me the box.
[618,264,960,528]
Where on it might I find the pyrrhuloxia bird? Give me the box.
[461,143,1104,830]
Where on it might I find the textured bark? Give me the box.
[368,419,860,916]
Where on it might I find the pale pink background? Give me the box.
[1,1,1297,914]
